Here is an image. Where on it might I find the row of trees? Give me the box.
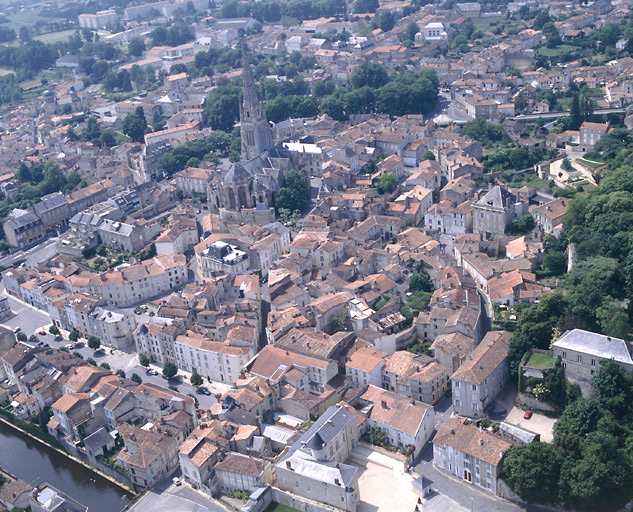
[219,0,345,22]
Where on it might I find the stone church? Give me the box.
[207,45,308,225]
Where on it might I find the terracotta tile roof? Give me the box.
[451,331,511,384]
[433,417,512,466]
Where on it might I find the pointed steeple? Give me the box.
[239,42,273,161]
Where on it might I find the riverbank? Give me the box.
[0,415,136,495]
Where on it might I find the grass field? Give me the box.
[535,44,577,58]
[263,504,300,512]
[33,29,75,44]
[526,351,554,369]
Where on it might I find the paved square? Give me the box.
[351,459,418,512]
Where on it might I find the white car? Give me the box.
[172,477,182,486]
[64,343,75,349]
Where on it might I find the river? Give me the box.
[0,421,134,512]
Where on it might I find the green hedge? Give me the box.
[0,407,67,452]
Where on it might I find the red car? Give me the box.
[38,330,46,335]
[524,410,533,419]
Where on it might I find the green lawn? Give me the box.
[536,44,577,58]
[576,158,604,169]
[263,504,300,512]
[526,351,554,369]
[34,29,75,44]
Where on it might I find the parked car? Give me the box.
[13,327,20,333]
[146,369,158,376]
[38,330,46,336]
[199,387,211,396]
[172,477,181,486]
[524,410,533,419]
[64,343,75,349]
[133,308,142,315]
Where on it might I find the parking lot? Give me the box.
[505,407,556,443]
[129,481,226,512]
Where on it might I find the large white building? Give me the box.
[553,329,633,383]
[66,255,188,307]
[174,333,255,385]
[78,10,118,29]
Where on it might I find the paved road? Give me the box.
[0,237,59,267]
[1,292,52,332]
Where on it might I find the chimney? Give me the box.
[327,419,333,425]
[478,439,484,446]
[381,400,388,409]
[286,460,292,470]
[334,478,341,486]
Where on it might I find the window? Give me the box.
[562,351,566,359]
[591,359,596,366]
[472,384,477,391]
[577,355,582,363]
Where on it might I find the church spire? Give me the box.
[240,42,273,161]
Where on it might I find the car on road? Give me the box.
[172,477,181,486]
[13,327,20,333]
[133,308,142,315]
[38,330,46,335]
[199,387,211,396]
[146,369,159,376]
[524,410,533,419]
[64,343,75,349]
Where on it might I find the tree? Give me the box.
[368,426,385,445]
[329,310,350,334]
[506,215,535,235]
[49,325,60,336]
[354,0,379,13]
[16,332,27,343]
[100,363,111,370]
[503,442,563,503]
[19,26,31,42]
[409,272,433,293]
[131,373,142,384]
[87,357,97,366]
[190,372,203,387]
[533,10,551,30]
[28,334,38,345]
[139,353,150,367]
[376,11,395,32]
[128,37,145,57]
[115,369,126,378]
[87,336,101,350]
[591,359,633,417]
[405,22,418,42]
[350,62,389,89]
[69,330,80,342]
[553,398,602,442]
[122,113,146,143]
[376,173,398,194]
[163,361,178,380]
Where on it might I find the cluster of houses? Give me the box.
[1,0,633,508]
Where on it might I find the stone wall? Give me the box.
[270,487,343,512]
[516,392,557,413]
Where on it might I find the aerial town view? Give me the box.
[0,0,633,510]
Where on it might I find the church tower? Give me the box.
[240,44,274,161]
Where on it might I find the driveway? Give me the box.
[505,407,556,443]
